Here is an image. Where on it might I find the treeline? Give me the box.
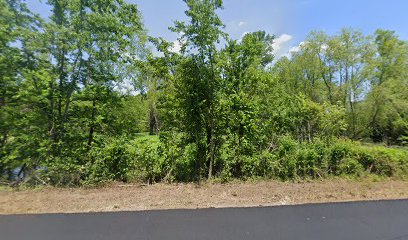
[1,0,407,185]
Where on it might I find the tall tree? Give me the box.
[45,0,147,150]
[170,0,226,179]
[218,31,274,176]
[365,29,408,143]
[0,0,49,180]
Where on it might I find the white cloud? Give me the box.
[169,32,186,54]
[272,34,293,57]
[289,45,301,53]
[272,34,293,52]
[169,40,182,54]
[238,21,247,27]
[289,41,307,53]
[286,41,327,57]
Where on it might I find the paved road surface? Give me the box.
[1,200,408,240]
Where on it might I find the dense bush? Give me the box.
[45,158,84,186]
[215,137,408,181]
[35,134,408,186]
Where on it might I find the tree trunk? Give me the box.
[0,90,6,147]
[87,96,96,147]
[57,49,66,120]
[207,50,216,180]
[207,120,215,179]
[149,107,158,135]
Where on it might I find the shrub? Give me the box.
[327,140,408,177]
[360,146,408,177]
[85,137,135,184]
[328,141,352,175]
[158,131,197,182]
[42,134,408,186]
[45,158,84,186]
[81,134,163,185]
[338,158,364,175]
[129,134,162,183]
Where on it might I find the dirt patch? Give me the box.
[1,179,407,215]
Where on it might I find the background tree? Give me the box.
[364,29,408,144]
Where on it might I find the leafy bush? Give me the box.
[128,134,162,183]
[235,137,407,180]
[86,138,134,183]
[39,134,408,186]
[45,158,84,186]
[72,134,163,185]
[158,131,197,182]
[327,140,408,177]
[338,158,364,175]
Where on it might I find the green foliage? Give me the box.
[363,30,408,144]
[45,157,84,186]
[216,137,408,181]
[83,134,161,184]
[326,140,408,177]
[1,1,408,186]
[267,93,347,141]
[158,132,195,181]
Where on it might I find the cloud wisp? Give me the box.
[272,34,293,58]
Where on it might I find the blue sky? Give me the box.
[28,0,408,57]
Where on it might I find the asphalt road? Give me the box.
[1,200,408,240]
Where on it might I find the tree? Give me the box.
[1,0,148,182]
[217,31,274,176]
[169,0,226,179]
[365,29,408,144]
[274,29,375,139]
[45,0,147,150]
[0,0,50,181]
[329,29,374,137]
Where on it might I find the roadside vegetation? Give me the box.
[1,0,407,187]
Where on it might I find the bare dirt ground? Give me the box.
[1,179,407,215]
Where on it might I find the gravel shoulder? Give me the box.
[1,178,407,215]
